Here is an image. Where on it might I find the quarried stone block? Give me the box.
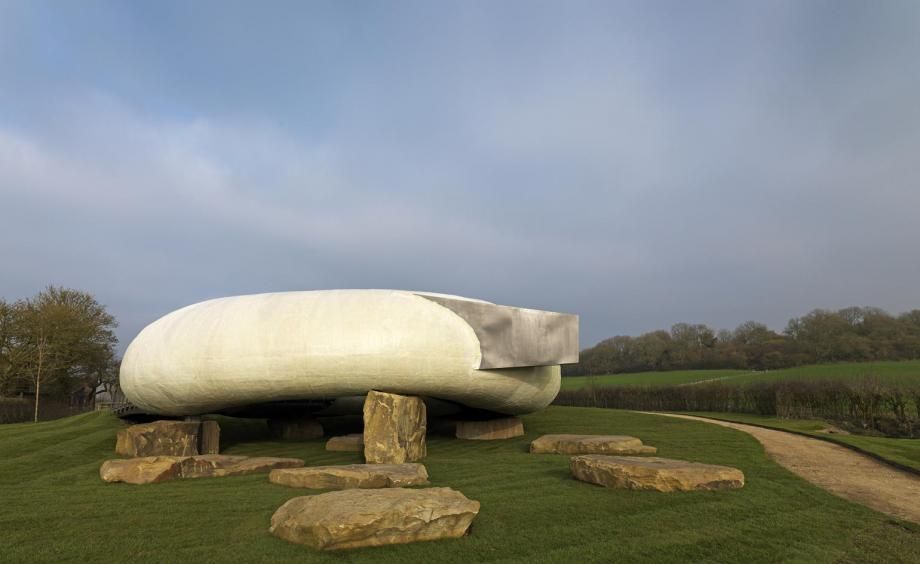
[456,417,524,440]
[325,434,363,452]
[363,391,426,464]
[115,420,201,457]
[268,418,324,440]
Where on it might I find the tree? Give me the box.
[0,299,15,394]
[12,287,117,422]
[94,356,123,405]
[670,323,716,367]
[570,305,920,377]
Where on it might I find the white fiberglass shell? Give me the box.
[120,290,567,416]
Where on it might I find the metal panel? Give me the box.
[417,294,579,369]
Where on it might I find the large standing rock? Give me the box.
[268,418,324,440]
[530,434,656,455]
[115,420,201,457]
[179,455,304,478]
[270,464,429,489]
[456,417,524,440]
[198,420,220,454]
[363,391,426,464]
[100,455,305,484]
[100,456,184,484]
[570,455,745,492]
[269,487,479,550]
[325,434,364,452]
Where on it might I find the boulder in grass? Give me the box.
[325,434,363,452]
[530,434,656,455]
[115,420,201,457]
[570,455,745,492]
[456,417,524,440]
[363,391,426,464]
[269,463,429,489]
[269,487,479,550]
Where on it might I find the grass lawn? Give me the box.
[561,360,920,390]
[2,407,919,563]
[681,411,920,473]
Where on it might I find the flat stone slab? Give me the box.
[269,463,429,489]
[269,487,479,550]
[571,455,745,492]
[99,456,184,484]
[325,434,363,452]
[530,434,657,455]
[456,417,524,440]
[179,455,304,478]
[100,455,304,484]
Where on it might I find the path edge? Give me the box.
[640,411,920,478]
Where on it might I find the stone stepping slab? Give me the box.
[530,434,657,455]
[270,463,429,489]
[100,454,304,484]
[571,455,745,492]
[269,487,479,551]
[325,434,363,452]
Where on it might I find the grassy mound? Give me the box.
[1,407,918,562]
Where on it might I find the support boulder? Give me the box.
[363,391,426,464]
[325,434,363,452]
[456,417,524,440]
[268,418,324,440]
[198,420,221,454]
[115,420,201,457]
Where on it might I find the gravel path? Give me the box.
[640,412,920,524]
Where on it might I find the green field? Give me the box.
[2,408,919,562]
[561,360,920,390]
[682,412,920,473]
[560,369,747,390]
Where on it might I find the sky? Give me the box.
[2,0,919,353]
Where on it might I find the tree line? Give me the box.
[566,306,920,376]
[0,286,118,422]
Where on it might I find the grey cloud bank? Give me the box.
[1,1,919,353]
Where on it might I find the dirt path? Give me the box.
[640,412,920,524]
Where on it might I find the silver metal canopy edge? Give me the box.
[416,294,579,369]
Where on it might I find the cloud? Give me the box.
[2,1,920,352]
